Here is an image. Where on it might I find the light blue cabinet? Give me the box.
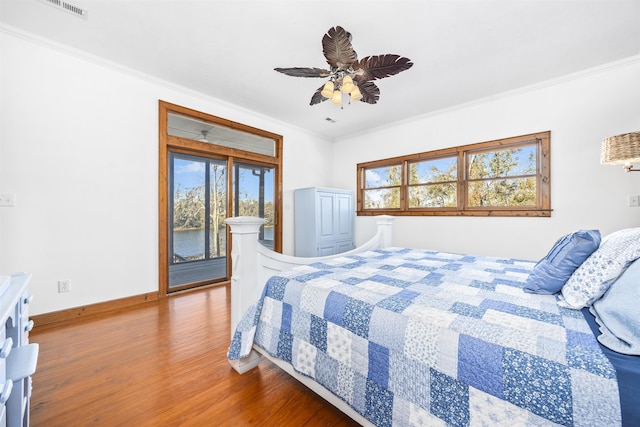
[294,187,354,257]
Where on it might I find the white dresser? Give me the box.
[294,187,354,257]
[0,273,38,427]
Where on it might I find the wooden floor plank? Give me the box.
[29,285,359,426]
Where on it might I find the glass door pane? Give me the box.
[233,162,275,249]
[169,153,227,289]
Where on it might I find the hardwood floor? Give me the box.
[29,284,359,426]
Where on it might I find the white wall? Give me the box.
[0,30,334,315]
[333,57,640,260]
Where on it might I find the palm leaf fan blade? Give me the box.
[274,67,331,78]
[356,54,413,81]
[354,80,380,104]
[322,26,357,69]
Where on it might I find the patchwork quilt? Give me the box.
[228,248,621,426]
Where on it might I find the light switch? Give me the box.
[628,195,640,207]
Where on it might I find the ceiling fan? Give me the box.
[275,26,413,106]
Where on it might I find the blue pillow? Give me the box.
[591,257,640,355]
[524,229,601,294]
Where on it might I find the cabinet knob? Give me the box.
[24,294,34,305]
[0,380,12,404]
[25,320,35,332]
[0,338,12,359]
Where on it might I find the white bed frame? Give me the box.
[224,215,395,426]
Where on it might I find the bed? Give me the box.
[225,216,640,426]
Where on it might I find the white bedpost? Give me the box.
[225,216,264,374]
[375,215,395,248]
[225,216,265,336]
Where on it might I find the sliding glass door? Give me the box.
[169,153,227,288]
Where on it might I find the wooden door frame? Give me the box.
[158,101,283,296]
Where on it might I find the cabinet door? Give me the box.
[317,191,336,242]
[336,240,354,253]
[317,242,337,256]
[335,192,353,241]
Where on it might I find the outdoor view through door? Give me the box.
[169,156,276,288]
[233,162,276,249]
[159,101,283,294]
[169,154,228,288]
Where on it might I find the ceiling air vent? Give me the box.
[39,0,88,19]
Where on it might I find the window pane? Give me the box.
[173,157,206,246]
[365,165,402,188]
[233,162,275,249]
[364,188,400,209]
[468,145,536,179]
[409,157,457,184]
[409,183,457,208]
[468,177,537,207]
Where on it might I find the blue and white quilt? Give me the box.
[228,248,621,426]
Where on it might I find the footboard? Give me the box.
[224,215,394,373]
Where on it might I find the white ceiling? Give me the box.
[2,0,639,141]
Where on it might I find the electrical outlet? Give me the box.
[58,280,71,293]
[628,195,640,207]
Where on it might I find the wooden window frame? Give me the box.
[357,131,551,217]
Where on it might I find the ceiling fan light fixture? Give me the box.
[330,90,342,105]
[350,85,363,101]
[341,75,355,93]
[321,81,335,98]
